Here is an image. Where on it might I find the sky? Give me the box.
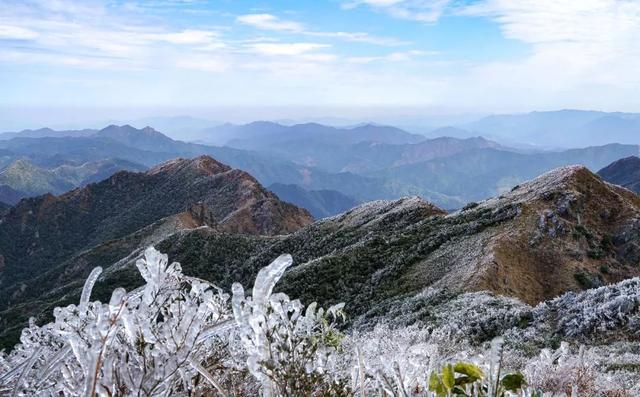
[1,0,640,128]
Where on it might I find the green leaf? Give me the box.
[501,372,526,391]
[452,385,470,396]
[455,375,476,386]
[454,362,484,381]
[442,364,455,390]
[429,372,446,395]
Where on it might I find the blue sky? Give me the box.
[1,0,640,127]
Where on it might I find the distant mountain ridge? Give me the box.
[0,127,96,140]
[0,158,147,205]
[598,156,640,193]
[1,121,639,212]
[94,124,185,152]
[0,159,74,196]
[201,121,425,147]
[0,125,394,209]
[371,143,640,202]
[268,183,360,218]
[127,115,219,140]
[342,135,503,173]
[204,122,510,176]
[465,109,640,148]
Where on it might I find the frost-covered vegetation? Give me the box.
[0,247,638,396]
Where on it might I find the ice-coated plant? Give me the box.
[523,343,597,397]
[231,253,349,396]
[343,324,441,394]
[1,246,636,396]
[0,247,351,397]
[0,247,234,396]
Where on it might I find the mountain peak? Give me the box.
[100,124,127,132]
[326,196,446,228]
[245,121,283,129]
[518,164,589,189]
[600,155,640,172]
[94,124,177,152]
[4,158,38,173]
[99,124,160,135]
[147,155,231,176]
[484,165,593,205]
[456,163,640,304]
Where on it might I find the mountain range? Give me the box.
[4,157,640,351]
[0,127,96,140]
[194,121,425,147]
[463,109,640,148]
[0,125,378,211]
[70,109,640,150]
[1,121,638,214]
[370,143,640,202]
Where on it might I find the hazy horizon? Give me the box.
[3,0,640,131]
[1,105,488,132]
[3,106,639,134]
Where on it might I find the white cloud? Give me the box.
[247,42,330,56]
[431,0,640,111]
[0,1,229,71]
[0,25,39,40]
[343,0,454,23]
[8,0,639,112]
[0,0,441,110]
[0,49,112,69]
[159,29,221,45]
[347,49,433,63]
[462,0,640,47]
[237,14,304,32]
[176,56,230,72]
[360,0,405,6]
[237,13,409,46]
[307,31,410,46]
